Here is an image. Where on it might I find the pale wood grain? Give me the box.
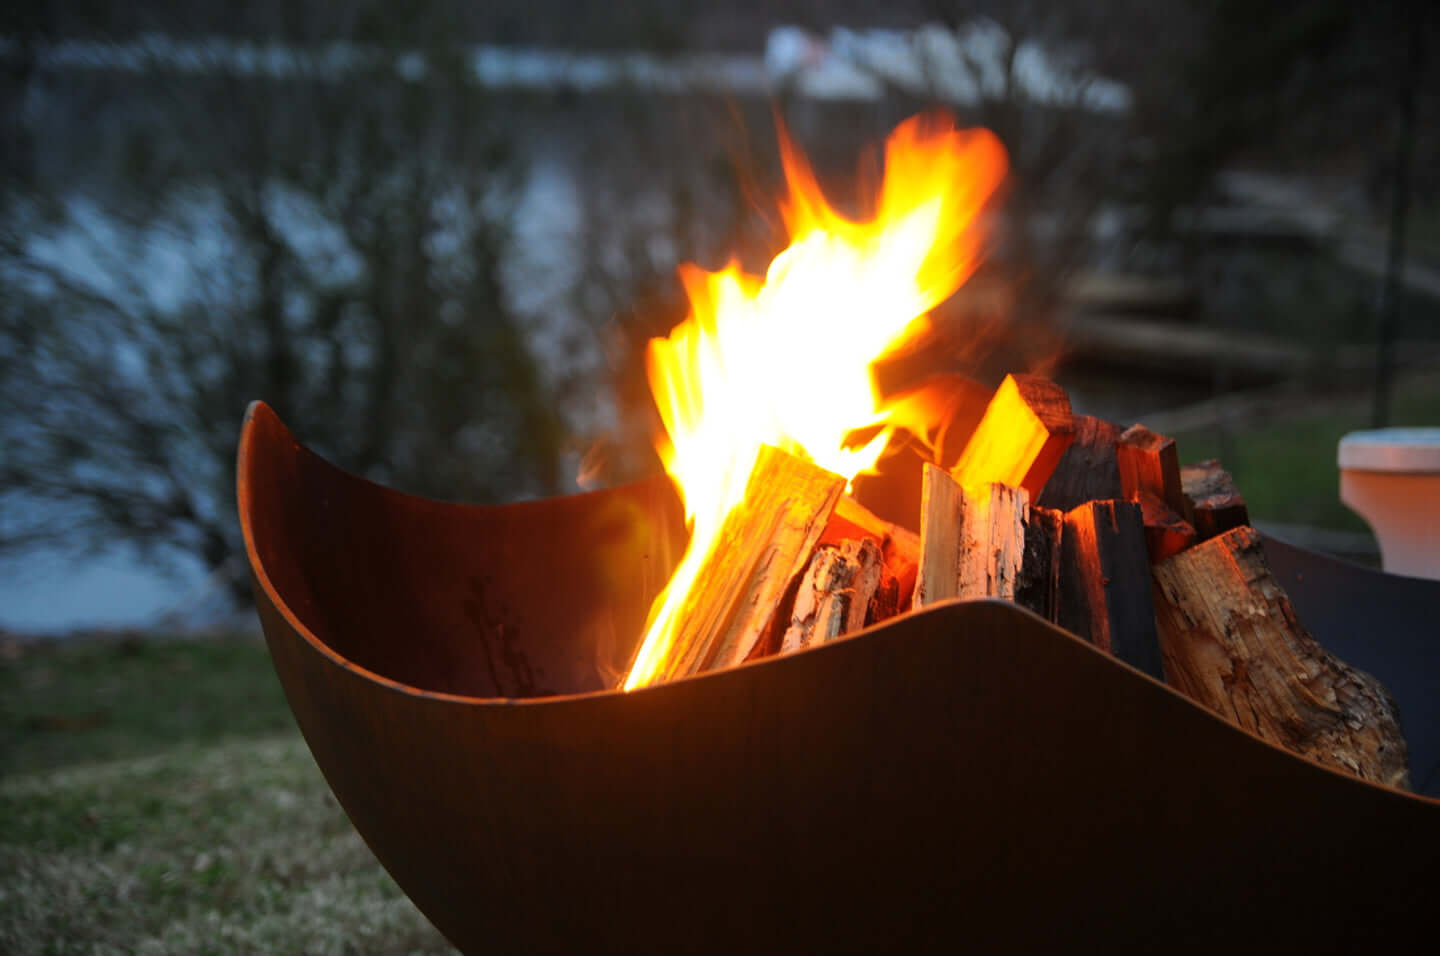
[1152,526,1410,789]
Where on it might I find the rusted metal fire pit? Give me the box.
[238,401,1440,953]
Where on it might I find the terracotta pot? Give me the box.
[1339,427,1440,580]
[239,402,1440,954]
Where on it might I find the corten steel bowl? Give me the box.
[239,402,1440,954]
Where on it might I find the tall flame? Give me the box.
[623,114,1007,690]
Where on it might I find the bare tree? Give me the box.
[0,17,563,604]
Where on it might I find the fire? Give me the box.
[623,114,1007,690]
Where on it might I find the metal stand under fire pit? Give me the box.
[238,402,1440,955]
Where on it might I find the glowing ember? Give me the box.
[623,113,1007,690]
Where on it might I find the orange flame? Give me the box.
[623,114,1007,690]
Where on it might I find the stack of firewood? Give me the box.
[644,374,1411,790]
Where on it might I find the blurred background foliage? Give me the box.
[1,0,1437,617]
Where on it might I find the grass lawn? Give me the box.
[1168,373,1440,536]
[0,634,455,954]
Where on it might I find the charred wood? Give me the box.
[781,539,883,653]
[1180,459,1250,540]
[1036,415,1123,511]
[1059,499,1164,680]
[828,495,919,618]
[1016,505,1064,623]
[1137,490,1198,564]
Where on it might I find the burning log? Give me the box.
[828,496,920,614]
[1181,459,1250,540]
[1117,424,1191,521]
[664,445,844,680]
[914,464,1029,607]
[1058,500,1164,680]
[1152,526,1411,789]
[852,371,994,528]
[780,538,883,653]
[950,374,1075,499]
[1016,505,1064,623]
[1035,415,1123,512]
[740,496,920,664]
[1136,491,1198,564]
[866,575,902,626]
[1118,424,1198,563]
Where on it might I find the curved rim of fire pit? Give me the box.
[237,401,1440,954]
[237,398,1440,783]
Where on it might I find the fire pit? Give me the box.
[239,402,1439,953]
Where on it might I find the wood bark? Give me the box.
[1036,415,1123,511]
[914,464,1029,608]
[1117,424,1190,521]
[666,445,844,679]
[828,495,920,618]
[1152,526,1410,789]
[1016,505,1063,623]
[1059,500,1164,680]
[780,538,883,653]
[950,374,1075,500]
[1180,459,1250,540]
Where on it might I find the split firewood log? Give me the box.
[1016,505,1064,624]
[1136,490,1198,564]
[1152,526,1410,789]
[827,496,920,619]
[748,497,917,663]
[1059,500,1165,680]
[1036,415,1123,512]
[950,374,1075,500]
[1180,459,1250,540]
[780,539,883,653]
[913,464,1029,607]
[1118,423,1191,521]
[665,445,844,680]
